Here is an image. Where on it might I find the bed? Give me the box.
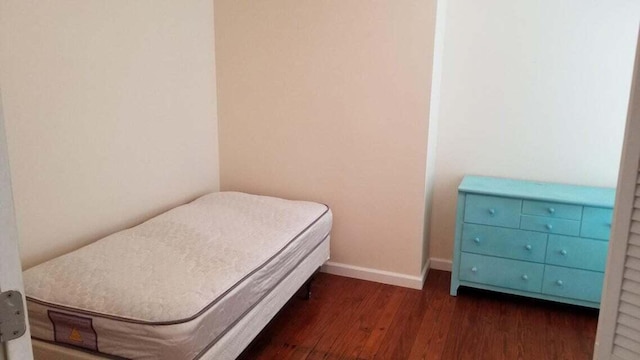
[22,192,332,359]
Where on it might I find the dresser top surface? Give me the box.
[459,176,615,208]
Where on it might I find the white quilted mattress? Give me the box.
[23,192,332,359]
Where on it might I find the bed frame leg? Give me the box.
[298,267,321,300]
[299,276,313,300]
[302,276,313,300]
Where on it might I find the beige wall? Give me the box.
[428,0,640,262]
[0,0,220,269]
[216,0,436,277]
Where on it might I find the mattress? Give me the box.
[31,237,331,360]
[23,192,332,359]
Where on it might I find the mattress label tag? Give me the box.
[48,310,98,351]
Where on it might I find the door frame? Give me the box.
[0,87,33,358]
[594,26,640,359]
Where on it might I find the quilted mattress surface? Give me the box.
[23,191,332,358]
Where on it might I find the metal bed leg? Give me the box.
[298,267,321,300]
[298,276,313,300]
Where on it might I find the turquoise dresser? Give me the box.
[450,176,615,308]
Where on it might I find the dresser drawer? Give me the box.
[459,252,543,292]
[464,194,522,228]
[520,215,580,236]
[546,235,608,271]
[542,265,604,303]
[522,200,582,220]
[461,223,547,262]
[580,207,613,240]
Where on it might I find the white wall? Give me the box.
[215,0,437,280]
[0,0,220,269]
[429,0,640,262]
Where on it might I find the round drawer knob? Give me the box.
[474,237,481,244]
[488,208,496,216]
[607,223,612,228]
[548,207,555,214]
[471,267,478,273]
[546,224,553,231]
[560,249,567,256]
[525,244,532,251]
[521,274,529,281]
[556,280,564,286]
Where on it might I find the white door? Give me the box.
[0,89,33,358]
[594,28,640,360]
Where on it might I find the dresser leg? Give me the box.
[450,281,459,296]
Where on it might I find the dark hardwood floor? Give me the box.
[239,270,598,360]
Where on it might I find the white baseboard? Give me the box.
[321,261,428,290]
[429,257,452,271]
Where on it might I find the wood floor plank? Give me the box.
[546,307,572,360]
[327,283,392,359]
[372,285,429,360]
[407,271,452,360]
[476,295,508,360]
[241,274,333,358]
[241,270,600,360]
[421,291,456,360]
[578,309,599,357]
[238,274,350,360]
[281,276,372,359]
[304,281,382,360]
[499,301,524,360]
[517,302,546,360]
[440,289,484,359]
[355,285,408,360]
